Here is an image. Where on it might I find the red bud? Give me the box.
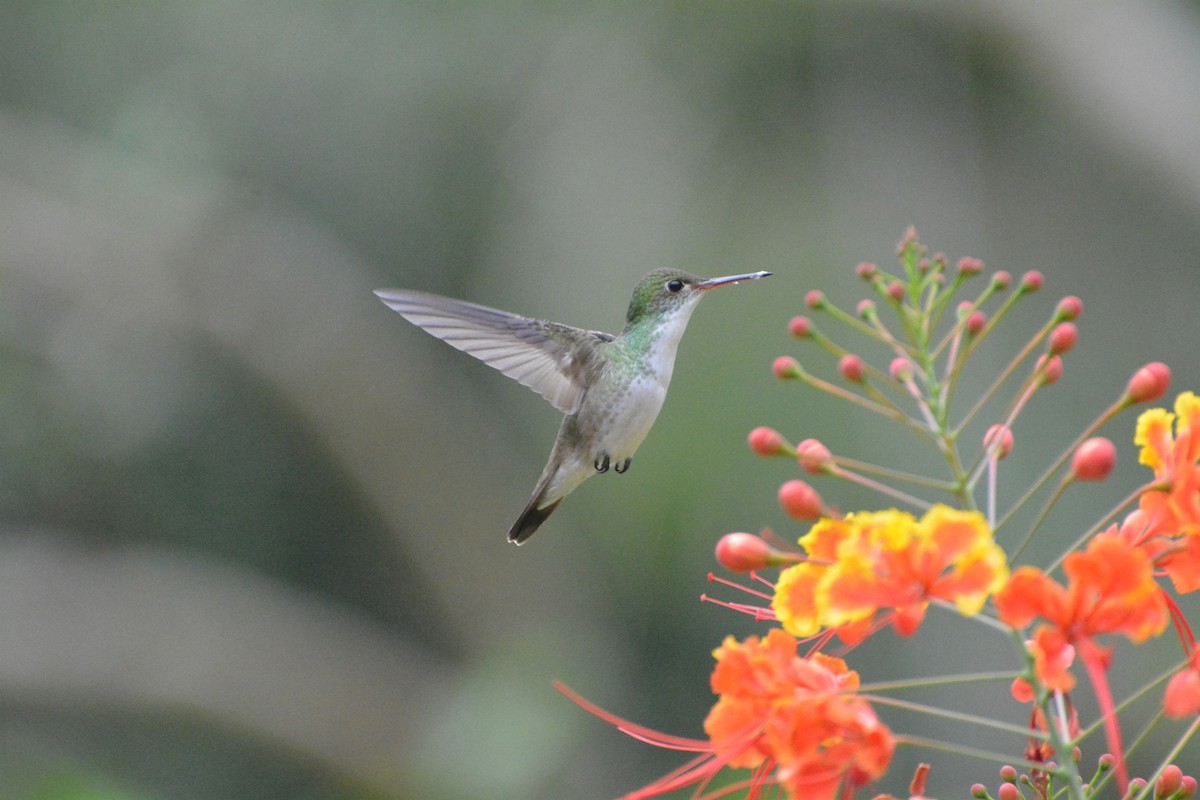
[748,426,787,456]
[1127,362,1171,403]
[838,354,865,383]
[778,479,823,520]
[1072,437,1116,481]
[796,438,833,474]
[773,356,802,380]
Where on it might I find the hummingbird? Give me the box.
[374,268,770,544]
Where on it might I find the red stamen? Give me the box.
[1163,589,1198,656]
[707,571,774,601]
[553,681,711,752]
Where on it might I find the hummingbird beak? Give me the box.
[698,271,772,290]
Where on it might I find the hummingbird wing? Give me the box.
[374,289,611,415]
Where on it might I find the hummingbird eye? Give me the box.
[666,279,684,293]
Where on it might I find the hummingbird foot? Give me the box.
[614,457,631,473]
[594,453,610,473]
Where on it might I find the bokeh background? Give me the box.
[0,3,1198,799]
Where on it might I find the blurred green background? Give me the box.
[0,3,1198,799]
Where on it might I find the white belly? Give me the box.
[593,374,668,462]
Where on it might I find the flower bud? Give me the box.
[838,354,865,383]
[889,357,913,382]
[970,783,987,799]
[910,764,931,796]
[773,356,802,380]
[1000,765,1018,783]
[1072,437,1116,481]
[1126,362,1171,403]
[1099,754,1116,773]
[887,281,905,301]
[855,261,877,280]
[966,310,987,336]
[896,225,920,255]
[1049,322,1077,354]
[957,256,984,275]
[992,270,1012,290]
[778,479,823,520]
[1180,775,1197,799]
[984,425,1014,460]
[715,532,774,572]
[796,438,833,474]
[748,426,787,456]
[998,783,1020,800]
[805,290,825,309]
[856,299,875,318]
[1129,778,1149,798]
[788,316,812,338]
[1056,295,1083,321]
[1021,270,1044,292]
[1037,354,1063,385]
[1156,765,1183,799]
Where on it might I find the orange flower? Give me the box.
[1135,392,1200,565]
[1111,508,1200,595]
[705,629,894,799]
[995,532,1169,691]
[772,506,1007,639]
[558,629,894,800]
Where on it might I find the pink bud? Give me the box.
[1156,765,1183,799]
[773,356,801,380]
[855,262,877,280]
[788,316,812,338]
[970,784,987,799]
[1099,754,1116,773]
[748,426,787,456]
[887,281,905,301]
[1130,778,1149,797]
[889,357,913,382]
[910,764,931,796]
[992,270,1012,290]
[856,298,875,318]
[1049,322,1077,355]
[838,354,865,383]
[999,783,1021,800]
[1073,437,1116,481]
[1037,354,1063,385]
[805,290,825,309]
[1056,295,1083,321]
[1021,270,1044,292]
[896,225,920,255]
[715,532,774,572]
[1180,775,1197,799]
[1127,362,1171,403]
[1000,765,1018,783]
[966,311,987,336]
[918,257,931,273]
[984,425,1014,460]
[796,438,833,474]
[778,479,823,520]
[957,256,984,275]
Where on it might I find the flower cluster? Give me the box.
[773,505,1007,643]
[561,230,1198,800]
[705,630,894,799]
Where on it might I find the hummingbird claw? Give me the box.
[594,453,610,473]
[614,457,631,474]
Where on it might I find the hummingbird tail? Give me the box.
[508,493,562,545]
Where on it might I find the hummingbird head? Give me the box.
[624,269,772,328]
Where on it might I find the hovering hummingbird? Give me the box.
[375,268,770,544]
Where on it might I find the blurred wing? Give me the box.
[375,289,610,415]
